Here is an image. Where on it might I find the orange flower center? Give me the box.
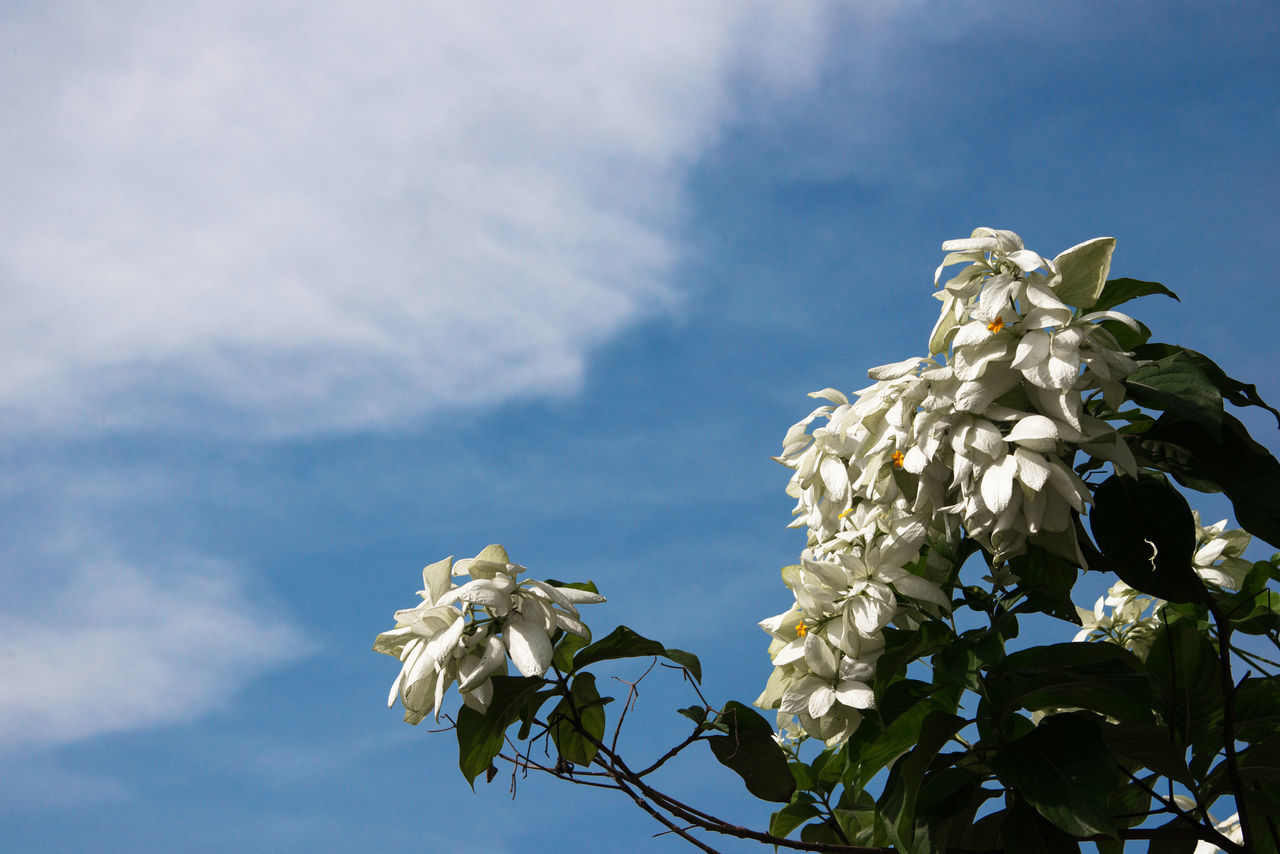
[892,450,906,468]
[795,622,808,637]
[987,317,1006,333]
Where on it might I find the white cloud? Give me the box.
[0,1,831,435]
[0,554,308,751]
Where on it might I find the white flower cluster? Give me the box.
[1075,513,1254,659]
[759,229,1145,745]
[374,545,604,724]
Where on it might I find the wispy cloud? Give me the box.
[0,1,831,436]
[0,552,308,752]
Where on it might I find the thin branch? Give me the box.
[1209,598,1256,854]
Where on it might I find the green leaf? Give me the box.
[770,801,821,839]
[1100,722,1193,785]
[548,672,608,767]
[1002,797,1082,854]
[1007,544,1080,624]
[573,625,702,682]
[454,674,548,784]
[1147,822,1199,854]
[880,712,964,848]
[1089,473,1207,603]
[676,705,708,726]
[1235,677,1280,743]
[455,703,508,787]
[551,630,591,674]
[1097,316,1152,351]
[987,642,1154,723]
[1206,733,1280,796]
[875,622,954,691]
[1124,352,1224,440]
[1092,277,1180,313]
[991,712,1121,838]
[1133,343,1280,427]
[706,701,795,803]
[1145,621,1223,744]
[1139,414,1280,549]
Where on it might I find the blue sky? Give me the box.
[1,2,1277,852]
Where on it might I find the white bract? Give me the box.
[762,228,1151,744]
[374,545,604,724]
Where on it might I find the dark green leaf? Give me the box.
[769,801,821,839]
[1235,677,1280,743]
[987,642,1154,723]
[1100,722,1193,785]
[875,622,954,691]
[991,712,1120,837]
[1147,822,1199,854]
[1002,797,1081,854]
[572,625,702,682]
[706,701,795,803]
[455,703,508,787]
[1133,343,1280,427]
[548,673,608,767]
[1139,414,1280,549]
[1124,352,1224,440]
[1145,621,1223,744]
[880,712,964,848]
[1090,473,1206,603]
[456,674,549,775]
[1008,545,1080,624]
[1093,277,1180,313]
[1206,733,1280,796]
[676,705,708,726]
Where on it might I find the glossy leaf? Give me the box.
[1124,351,1224,440]
[1092,277,1180,313]
[1133,342,1280,427]
[573,625,702,682]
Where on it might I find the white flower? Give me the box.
[376,547,605,722]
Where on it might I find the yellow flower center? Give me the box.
[892,450,906,468]
[839,507,854,519]
[987,317,1006,333]
[795,622,808,637]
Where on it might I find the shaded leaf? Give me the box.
[1003,797,1081,854]
[991,712,1120,837]
[1100,722,1193,785]
[1145,621,1223,744]
[987,642,1154,723]
[1139,414,1280,549]
[706,701,795,803]
[1090,473,1206,603]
